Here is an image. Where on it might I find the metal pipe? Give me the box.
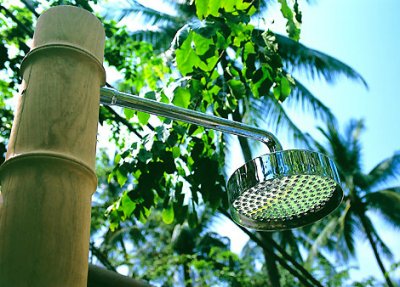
[100,87,283,153]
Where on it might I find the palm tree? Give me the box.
[308,119,400,287]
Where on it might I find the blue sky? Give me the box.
[300,0,400,171]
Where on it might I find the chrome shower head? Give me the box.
[227,149,343,231]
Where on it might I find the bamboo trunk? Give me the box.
[0,6,105,287]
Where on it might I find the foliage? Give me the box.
[0,0,390,286]
[102,0,298,230]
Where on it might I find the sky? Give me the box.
[217,0,400,283]
[298,0,400,171]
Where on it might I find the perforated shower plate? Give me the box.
[227,150,343,231]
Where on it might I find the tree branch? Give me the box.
[104,105,143,139]
[89,242,117,272]
[20,0,40,18]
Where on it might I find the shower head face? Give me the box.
[227,150,343,231]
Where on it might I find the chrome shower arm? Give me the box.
[100,87,283,153]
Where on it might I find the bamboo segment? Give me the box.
[0,6,105,287]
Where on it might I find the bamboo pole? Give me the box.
[0,6,105,287]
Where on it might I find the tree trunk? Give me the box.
[359,212,394,287]
[261,233,282,287]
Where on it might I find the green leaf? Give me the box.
[228,79,246,98]
[138,209,149,224]
[216,31,230,49]
[172,146,181,158]
[365,188,400,226]
[138,149,152,163]
[193,33,213,55]
[221,0,235,13]
[114,153,121,164]
[280,76,292,100]
[116,169,127,187]
[273,85,281,100]
[176,32,200,75]
[195,0,221,19]
[208,0,221,17]
[121,192,136,218]
[144,91,157,100]
[235,0,252,11]
[244,42,255,60]
[176,29,219,74]
[195,0,209,19]
[137,111,150,125]
[109,221,119,232]
[278,0,301,41]
[273,76,292,101]
[160,92,170,104]
[162,205,175,224]
[107,172,113,183]
[124,108,134,120]
[173,87,191,108]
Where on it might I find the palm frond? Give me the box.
[338,203,358,257]
[113,0,191,52]
[360,213,394,260]
[316,121,340,154]
[130,27,179,51]
[345,119,364,145]
[240,237,265,262]
[273,34,368,88]
[305,214,340,266]
[277,230,303,263]
[344,119,364,170]
[297,230,342,269]
[317,120,363,177]
[364,188,400,228]
[365,152,400,189]
[249,95,309,145]
[303,132,330,154]
[284,77,336,123]
[316,124,344,168]
[373,231,394,261]
[119,0,181,25]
